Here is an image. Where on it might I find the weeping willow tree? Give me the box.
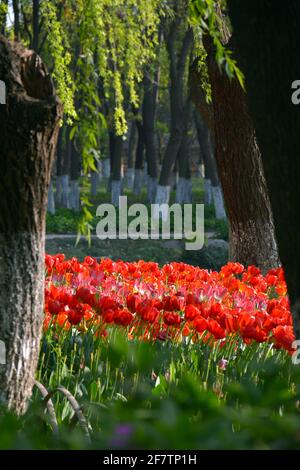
[0,0,162,414]
[0,0,250,414]
[57,0,164,224]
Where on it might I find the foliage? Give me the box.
[62,0,163,240]
[40,2,76,120]
[189,0,245,88]
[2,1,244,240]
[0,1,7,27]
[47,209,82,234]
[1,328,300,449]
[193,43,212,103]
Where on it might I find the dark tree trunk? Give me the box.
[158,26,194,193]
[194,110,218,186]
[110,133,123,205]
[125,121,137,189]
[111,134,123,181]
[177,129,190,179]
[32,0,40,52]
[106,130,115,193]
[159,131,182,186]
[143,64,160,202]
[134,119,145,171]
[194,110,221,209]
[176,100,192,203]
[127,121,137,170]
[0,37,62,414]
[91,157,100,197]
[228,0,300,335]
[133,119,145,195]
[12,0,20,40]
[195,34,280,271]
[69,136,81,212]
[189,59,214,136]
[109,130,115,174]
[56,127,70,208]
[143,68,159,179]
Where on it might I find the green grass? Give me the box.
[1,326,300,450]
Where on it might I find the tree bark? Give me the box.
[12,1,20,41]
[143,66,160,202]
[228,0,300,335]
[194,110,212,204]
[133,118,145,196]
[158,26,194,193]
[127,121,137,170]
[56,127,70,208]
[125,121,137,189]
[91,159,101,197]
[0,37,62,414]
[176,100,192,203]
[194,109,225,217]
[47,179,55,215]
[110,133,123,205]
[69,136,81,212]
[195,34,280,271]
[32,0,40,52]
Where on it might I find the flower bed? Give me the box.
[45,255,295,352]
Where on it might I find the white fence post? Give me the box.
[0,340,6,365]
[0,80,6,104]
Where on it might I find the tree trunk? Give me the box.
[198,34,279,271]
[195,110,213,205]
[47,179,55,215]
[111,133,123,206]
[194,110,225,218]
[185,157,193,204]
[228,0,300,335]
[56,127,70,208]
[143,66,160,202]
[69,137,81,212]
[12,1,20,41]
[176,100,192,203]
[0,37,62,414]
[211,185,226,220]
[158,27,194,190]
[157,25,194,206]
[133,119,145,196]
[91,160,101,197]
[125,121,137,189]
[32,0,40,52]
[102,158,110,179]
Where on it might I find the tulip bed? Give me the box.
[12,254,298,450]
[45,255,295,353]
